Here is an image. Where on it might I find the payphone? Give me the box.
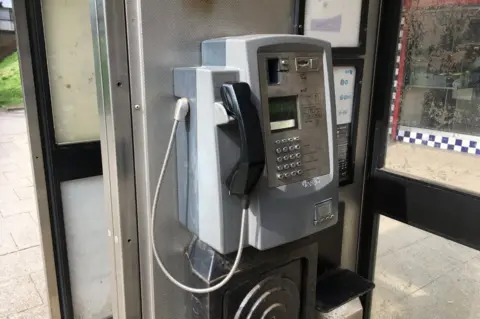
[149,34,340,316]
[173,35,338,254]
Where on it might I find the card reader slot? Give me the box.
[267,58,280,85]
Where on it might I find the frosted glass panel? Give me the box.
[61,176,112,318]
[42,0,99,144]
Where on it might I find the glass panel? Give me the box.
[385,0,480,195]
[304,0,363,47]
[372,216,480,318]
[42,0,100,144]
[61,176,112,318]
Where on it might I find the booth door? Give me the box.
[360,0,480,318]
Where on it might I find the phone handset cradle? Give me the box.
[150,83,265,294]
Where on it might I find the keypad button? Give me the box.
[295,153,301,158]
[297,169,303,175]
[282,147,289,152]
[289,154,295,160]
[277,165,283,171]
[277,157,283,163]
[289,163,296,168]
[277,173,284,180]
[289,145,295,151]
[288,137,294,142]
[294,144,301,150]
[293,136,300,141]
[276,148,282,154]
[296,161,302,167]
[281,139,288,143]
[275,140,281,144]
[283,164,290,170]
[291,171,297,176]
[284,172,291,178]
[283,155,289,161]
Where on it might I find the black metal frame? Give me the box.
[333,58,364,186]
[22,2,102,318]
[294,0,370,56]
[358,0,480,317]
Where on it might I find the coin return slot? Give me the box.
[296,59,310,67]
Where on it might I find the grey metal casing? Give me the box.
[174,67,243,254]
[174,35,338,254]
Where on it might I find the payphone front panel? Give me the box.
[257,52,330,188]
[175,35,338,254]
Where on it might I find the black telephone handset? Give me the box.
[220,82,266,200]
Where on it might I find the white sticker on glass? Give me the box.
[304,0,363,48]
[333,66,356,125]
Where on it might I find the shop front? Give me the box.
[391,0,480,155]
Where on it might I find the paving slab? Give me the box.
[374,216,480,318]
[0,276,42,316]
[0,110,45,318]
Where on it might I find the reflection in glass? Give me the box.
[401,5,480,135]
[385,0,480,195]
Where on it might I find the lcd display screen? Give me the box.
[269,96,298,131]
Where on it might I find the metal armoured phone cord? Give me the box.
[149,98,248,294]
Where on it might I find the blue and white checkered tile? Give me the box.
[396,130,480,155]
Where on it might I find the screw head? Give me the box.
[134,104,141,110]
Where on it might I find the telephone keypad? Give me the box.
[274,137,303,180]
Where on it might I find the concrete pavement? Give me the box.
[373,216,480,318]
[0,110,49,318]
